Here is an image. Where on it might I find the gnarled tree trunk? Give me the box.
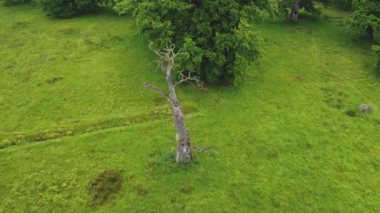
[166,72,192,163]
[290,0,301,22]
[145,44,194,164]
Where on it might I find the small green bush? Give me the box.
[41,0,104,18]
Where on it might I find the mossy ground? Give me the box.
[0,5,379,212]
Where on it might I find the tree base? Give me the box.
[176,143,192,164]
[290,10,299,22]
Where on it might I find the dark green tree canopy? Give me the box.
[345,0,380,39]
[132,0,268,85]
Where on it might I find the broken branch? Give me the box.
[143,83,174,103]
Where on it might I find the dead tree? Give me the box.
[144,43,201,164]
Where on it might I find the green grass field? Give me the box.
[0,5,379,212]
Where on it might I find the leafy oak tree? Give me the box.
[279,0,321,22]
[132,0,267,85]
[345,0,380,39]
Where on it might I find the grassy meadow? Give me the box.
[0,5,379,212]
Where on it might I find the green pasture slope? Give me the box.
[0,5,379,212]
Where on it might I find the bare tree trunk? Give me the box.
[166,74,192,163]
[290,0,300,22]
[145,44,195,164]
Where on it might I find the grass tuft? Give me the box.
[345,109,357,117]
[134,184,149,197]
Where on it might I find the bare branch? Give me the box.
[148,42,203,87]
[149,41,177,76]
[144,83,173,103]
[175,72,203,87]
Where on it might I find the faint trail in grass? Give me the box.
[0,108,200,150]
[0,113,165,150]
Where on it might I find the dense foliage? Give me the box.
[330,0,352,10]
[2,0,30,6]
[131,0,268,85]
[279,0,321,19]
[41,0,104,18]
[345,0,380,39]
[319,0,352,10]
[112,0,139,15]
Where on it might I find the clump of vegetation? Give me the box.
[345,0,380,39]
[41,0,104,18]
[88,170,122,206]
[345,109,356,117]
[133,0,266,85]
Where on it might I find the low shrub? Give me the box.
[41,0,104,18]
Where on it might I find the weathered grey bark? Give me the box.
[290,0,301,22]
[144,45,193,164]
[166,73,192,163]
